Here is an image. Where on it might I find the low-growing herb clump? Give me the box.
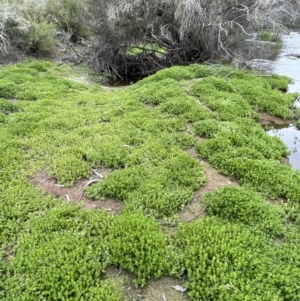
[0,98,19,115]
[198,155,300,203]
[4,205,121,301]
[203,186,284,236]
[196,118,288,160]
[174,217,280,300]
[1,60,300,300]
[86,146,205,218]
[190,68,297,119]
[5,234,122,301]
[109,213,168,286]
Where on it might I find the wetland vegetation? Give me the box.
[0,60,300,300]
[2,0,300,300]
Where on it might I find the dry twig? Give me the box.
[77,178,101,202]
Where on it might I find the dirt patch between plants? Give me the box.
[29,168,123,213]
[105,267,189,301]
[143,276,189,301]
[179,160,239,222]
[259,112,293,125]
[180,145,239,222]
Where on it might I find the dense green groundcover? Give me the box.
[1,60,300,300]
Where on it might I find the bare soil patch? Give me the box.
[104,267,143,301]
[29,168,123,214]
[105,267,189,301]
[143,277,189,301]
[259,112,293,125]
[83,198,123,212]
[29,171,86,202]
[180,148,239,222]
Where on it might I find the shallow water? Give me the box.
[272,32,300,96]
[267,125,300,170]
[258,32,300,170]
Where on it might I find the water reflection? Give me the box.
[267,125,300,170]
[272,32,300,94]
[253,32,300,170]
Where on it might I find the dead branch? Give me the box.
[186,206,208,222]
[88,0,295,80]
[77,178,101,202]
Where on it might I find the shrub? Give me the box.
[139,66,195,83]
[1,9,56,55]
[190,79,258,121]
[20,204,114,244]
[0,62,86,102]
[202,156,300,203]
[257,31,281,42]
[0,179,57,247]
[270,225,300,301]
[19,60,55,72]
[194,119,223,138]
[5,234,120,301]
[0,0,90,56]
[197,124,288,161]
[0,112,7,123]
[25,21,57,55]
[230,77,297,118]
[191,72,297,119]
[85,136,130,168]
[0,80,17,98]
[0,255,5,300]
[159,95,212,122]
[264,74,291,92]
[44,0,89,40]
[159,132,195,149]
[131,78,187,105]
[296,108,300,127]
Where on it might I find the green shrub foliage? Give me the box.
[0,98,19,115]
[257,31,281,42]
[86,148,205,218]
[1,0,90,55]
